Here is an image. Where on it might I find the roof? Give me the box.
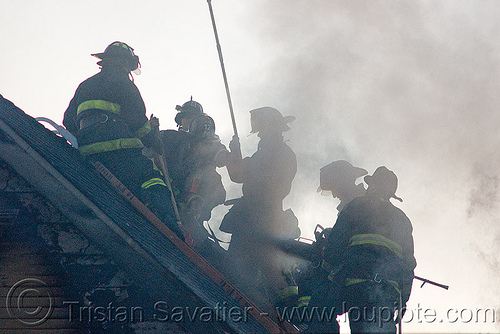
[0,94,295,334]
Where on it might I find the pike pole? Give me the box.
[206,0,238,138]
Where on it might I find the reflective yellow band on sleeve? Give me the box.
[349,233,403,258]
[141,177,166,190]
[78,138,144,156]
[298,296,311,308]
[345,278,370,286]
[278,285,299,300]
[77,100,121,115]
[134,120,152,138]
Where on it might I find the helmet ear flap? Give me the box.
[174,112,183,126]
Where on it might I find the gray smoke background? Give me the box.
[210,0,500,331]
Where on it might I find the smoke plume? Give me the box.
[221,0,500,329]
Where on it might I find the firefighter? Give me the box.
[63,41,183,238]
[293,160,368,329]
[157,98,205,208]
[158,100,229,259]
[307,166,417,334]
[185,113,228,224]
[220,106,299,309]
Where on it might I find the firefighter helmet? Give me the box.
[91,41,140,74]
[189,114,216,138]
[364,166,403,202]
[318,160,367,194]
[249,107,295,134]
[174,97,204,126]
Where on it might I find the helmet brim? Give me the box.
[91,52,106,60]
[250,115,296,134]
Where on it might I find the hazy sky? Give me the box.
[2,1,499,332]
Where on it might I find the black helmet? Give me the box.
[91,41,140,73]
[249,107,295,134]
[174,97,204,126]
[318,160,368,194]
[189,114,216,138]
[364,166,403,202]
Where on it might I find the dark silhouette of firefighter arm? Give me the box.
[62,41,183,239]
[225,135,244,183]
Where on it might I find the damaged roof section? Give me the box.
[0,95,290,333]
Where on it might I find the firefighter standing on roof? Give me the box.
[306,166,417,334]
[63,41,183,238]
[158,98,229,260]
[220,107,299,308]
[292,160,368,332]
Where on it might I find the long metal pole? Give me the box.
[207,0,238,138]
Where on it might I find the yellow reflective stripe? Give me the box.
[134,120,152,138]
[141,178,166,189]
[298,296,311,308]
[278,286,298,300]
[349,234,403,258]
[112,42,130,50]
[78,138,144,156]
[77,100,121,115]
[345,278,370,286]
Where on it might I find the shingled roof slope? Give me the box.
[0,94,286,334]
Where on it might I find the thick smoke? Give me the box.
[221,0,500,330]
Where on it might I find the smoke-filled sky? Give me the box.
[2,1,499,332]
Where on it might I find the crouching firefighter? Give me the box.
[63,41,183,238]
[306,166,417,334]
